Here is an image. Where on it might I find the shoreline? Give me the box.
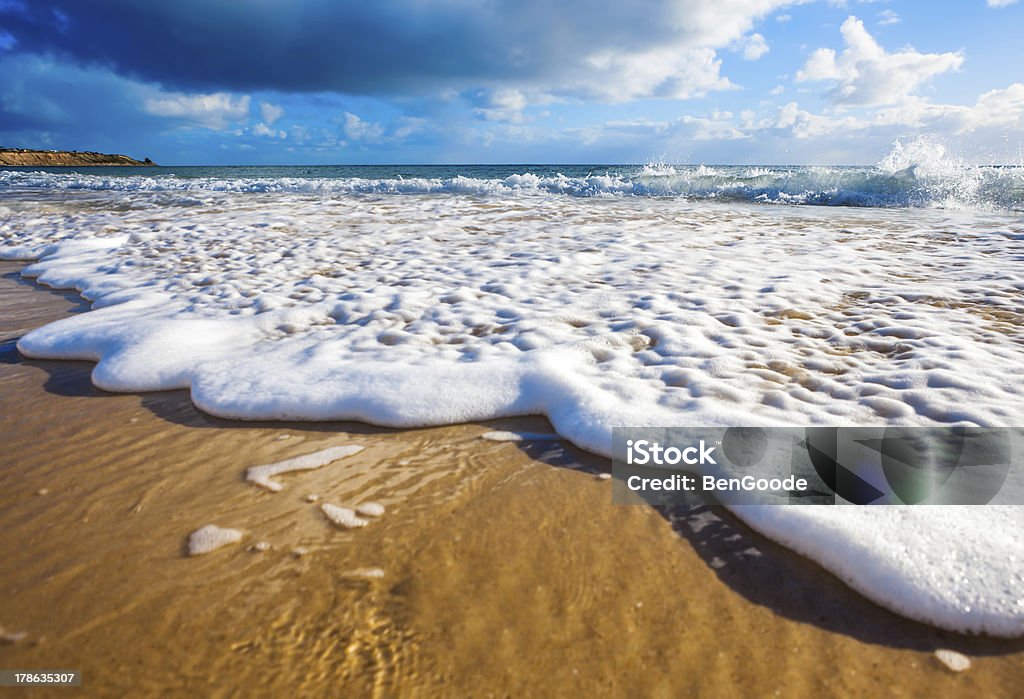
[3,260,1024,695]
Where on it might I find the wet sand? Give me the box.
[2,260,1023,698]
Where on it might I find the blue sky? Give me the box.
[0,0,1022,165]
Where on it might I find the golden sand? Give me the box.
[1,261,1023,697]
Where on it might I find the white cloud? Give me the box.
[550,0,805,100]
[674,113,749,140]
[564,110,749,148]
[143,92,250,129]
[580,46,732,101]
[259,101,283,125]
[761,83,1024,140]
[796,16,962,107]
[924,83,1024,133]
[877,9,900,25]
[987,0,1018,7]
[740,33,770,61]
[763,101,865,138]
[775,13,792,22]
[341,112,384,143]
[473,88,529,122]
[391,116,427,139]
[252,122,286,139]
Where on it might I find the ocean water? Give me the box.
[1,155,1022,209]
[2,148,1024,635]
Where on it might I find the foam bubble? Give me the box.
[934,649,971,672]
[482,431,561,442]
[0,157,1020,210]
[246,445,365,492]
[321,504,369,529]
[346,567,386,579]
[356,502,385,517]
[188,525,243,556]
[4,177,1024,635]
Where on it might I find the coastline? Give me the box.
[3,260,1024,696]
[0,149,154,167]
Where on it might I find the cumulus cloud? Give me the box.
[796,16,962,107]
[472,88,529,122]
[952,83,1024,131]
[876,84,1024,134]
[579,46,732,101]
[341,112,385,143]
[143,92,250,129]
[674,112,750,140]
[761,82,1024,140]
[763,101,864,138]
[252,122,286,139]
[739,33,770,60]
[2,0,797,103]
[259,101,283,125]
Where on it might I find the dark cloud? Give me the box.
[1,0,791,97]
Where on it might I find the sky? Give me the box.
[0,0,1022,165]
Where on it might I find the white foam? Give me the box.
[481,430,561,442]
[321,503,369,529]
[346,567,386,579]
[188,525,243,556]
[3,182,1024,635]
[0,155,1020,209]
[934,649,971,672]
[0,626,27,644]
[245,445,365,492]
[356,502,385,517]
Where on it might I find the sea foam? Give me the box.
[2,173,1024,635]
[246,445,365,492]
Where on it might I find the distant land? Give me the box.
[0,147,155,166]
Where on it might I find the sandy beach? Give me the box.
[3,261,1024,697]
[3,0,1024,694]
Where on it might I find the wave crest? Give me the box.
[1,148,1020,211]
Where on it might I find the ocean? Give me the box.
[1,158,1021,209]
[2,153,1024,636]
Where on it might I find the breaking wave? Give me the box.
[1,140,1021,211]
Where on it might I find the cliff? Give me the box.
[0,148,155,166]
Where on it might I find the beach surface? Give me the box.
[3,261,1024,697]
